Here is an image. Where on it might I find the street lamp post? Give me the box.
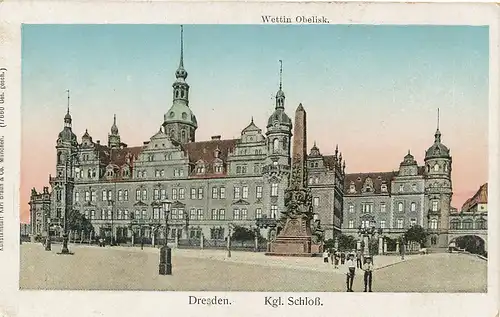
[159,199,172,275]
[185,211,190,243]
[227,223,232,258]
[45,218,52,251]
[108,200,114,246]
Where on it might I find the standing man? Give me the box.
[363,256,374,292]
[345,253,356,292]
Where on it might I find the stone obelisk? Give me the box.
[267,103,316,256]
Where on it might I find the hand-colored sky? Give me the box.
[21,24,489,223]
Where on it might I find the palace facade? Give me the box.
[28,28,460,248]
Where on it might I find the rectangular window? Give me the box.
[154,189,159,200]
[85,191,90,201]
[397,219,404,229]
[179,188,185,199]
[102,190,107,201]
[74,192,80,202]
[271,205,278,218]
[134,210,140,220]
[241,208,248,220]
[172,188,178,200]
[255,208,262,219]
[91,191,96,201]
[242,186,249,199]
[191,188,196,200]
[380,203,386,213]
[118,190,123,201]
[136,189,141,201]
[84,210,89,219]
[220,187,225,199]
[348,204,354,213]
[411,202,416,212]
[271,183,278,197]
[90,210,95,220]
[124,190,128,201]
[348,220,354,229]
[212,187,218,199]
[432,201,439,212]
[141,209,147,220]
[161,189,167,200]
[211,209,218,220]
[107,190,112,201]
[313,197,319,207]
[256,186,263,199]
[362,204,373,213]
[190,208,196,220]
[219,209,225,220]
[233,209,240,220]
[197,209,204,220]
[178,209,185,220]
[171,209,178,220]
[198,188,203,200]
[410,218,417,226]
[380,220,386,229]
[234,187,241,199]
[142,189,147,201]
[399,184,404,192]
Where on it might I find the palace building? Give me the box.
[28,27,462,249]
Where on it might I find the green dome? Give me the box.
[267,108,292,128]
[164,102,198,128]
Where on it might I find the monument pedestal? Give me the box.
[266,216,320,257]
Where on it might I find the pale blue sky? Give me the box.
[21,24,489,213]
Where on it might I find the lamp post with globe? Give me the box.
[159,199,172,275]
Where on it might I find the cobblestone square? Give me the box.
[20,243,487,292]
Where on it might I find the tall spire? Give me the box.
[175,25,188,80]
[275,60,285,110]
[434,107,441,143]
[279,59,283,90]
[64,89,72,127]
[66,89,70,115]
[180,25,184,68]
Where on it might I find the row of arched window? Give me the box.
[450,219,487,230]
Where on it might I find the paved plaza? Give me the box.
[19,243,487,292]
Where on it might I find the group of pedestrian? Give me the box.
[322,248,374,292]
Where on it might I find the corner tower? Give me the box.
[50,90,79,223]
[163,25,198,143]
[424,109,452,249]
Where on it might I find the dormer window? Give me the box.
[107,170,113,177]
[381,183,388,192]
[196,165,205,174]
[214,165,223,173]
[433,163,439,172]
[349,183,356,194]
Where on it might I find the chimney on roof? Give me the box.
[211,135,221,140]
[96,140,100,145]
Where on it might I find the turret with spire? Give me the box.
[423,107,453,248]
[108,114,121,148]
[265,60,292,170]
[57,89,77,146]
[163,25,198,144]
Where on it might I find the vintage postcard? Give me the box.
[0,1,499,317]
